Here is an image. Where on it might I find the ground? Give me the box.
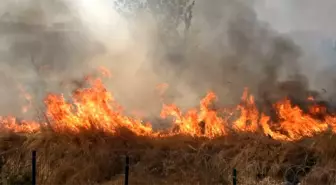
[0,127,335,185]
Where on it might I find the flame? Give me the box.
[0,116,40,133]
[160,91,226,138]
[262,99,329,141]
[307,96,315,101]
[17,84,33,114]
[233,88,260,132]
[2,68,336,141]
[97,66,112,78]
[44,77,153,135]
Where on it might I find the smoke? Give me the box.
[255,0,336,34]
[254,0,336,99]
[164,0,305,106]
[0,0,104,118]
[0,0,330,120]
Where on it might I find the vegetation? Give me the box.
[1,128,336,184]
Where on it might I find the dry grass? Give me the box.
[0,128,336,185]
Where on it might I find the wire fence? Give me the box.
[28,150,239,185]
[5,150,321,185]
[3,149,316,185]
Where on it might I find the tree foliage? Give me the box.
[114,0,195,40]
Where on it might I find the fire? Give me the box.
[17,84,33,113]
[1,68,336,141]
[44,77,153,135]
[262,99,329,141]
[233,88,260,132]
[0,116,40,133]
[160,91,226,138]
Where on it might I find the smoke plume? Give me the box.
[0,0,330,121]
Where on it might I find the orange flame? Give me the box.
[2,68,336,141]
[17,84,33,114]
[160,91,226,138]
[262,99,329,141]
[44,77,153,135]
[233,88,260,132]
[0,116,40,133]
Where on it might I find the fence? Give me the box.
[29,150,239,185]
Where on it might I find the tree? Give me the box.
[114,0,195,45]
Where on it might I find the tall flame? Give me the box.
[44,77,153,135]
[161,91,226,138]
[2,69,336,141]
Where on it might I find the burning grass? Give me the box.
[1,129,336,185]
[1,70,336,184]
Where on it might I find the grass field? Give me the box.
[1,127,336,185]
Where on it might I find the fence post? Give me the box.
[32,151,36,185]
[233,168,237,185]
[124,155,129,185]
[0,156,6,185]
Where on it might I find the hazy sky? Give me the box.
[254,0,336,35]
[1,0,335,35]
[0,0,334,115]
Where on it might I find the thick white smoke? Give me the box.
[66,0,165,118]
[0,0,335,121]
[68,0,131,52]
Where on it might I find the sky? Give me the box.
[253,0,336,91]
[254,0,336,35]
[254,0,336,71]
[0,0,335,115]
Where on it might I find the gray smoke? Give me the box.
[0,0,330,120]
[255,0,336,100]
[157,0,304,106]
[0,0,104,118]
